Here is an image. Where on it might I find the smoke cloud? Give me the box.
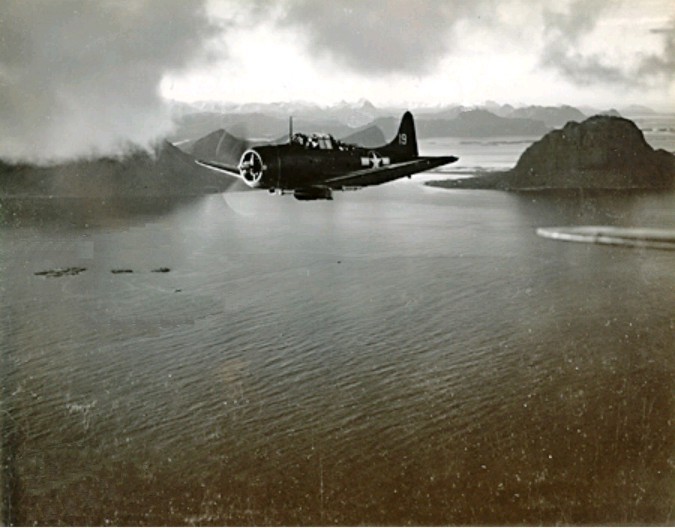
[0,0,217,164]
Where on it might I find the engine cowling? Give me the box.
[238,149,265,188]
[293,186,333,201]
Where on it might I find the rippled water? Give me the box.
[1,133,674,525]
[2,186,673,525]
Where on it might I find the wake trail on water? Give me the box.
[536,226,675,250]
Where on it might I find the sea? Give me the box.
[1,118,674,525]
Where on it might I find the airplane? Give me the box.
[195,111,458,200]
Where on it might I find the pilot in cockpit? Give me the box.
[308,135,319,149]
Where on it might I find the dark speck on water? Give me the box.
[34,266,87,277]
[151,267,171,273]
[111,268,133,274]
[2,133,674,525]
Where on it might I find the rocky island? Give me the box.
[427,115,675,191]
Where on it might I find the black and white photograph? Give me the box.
[1,0,673,525]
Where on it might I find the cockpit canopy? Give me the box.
[291,133,354,151]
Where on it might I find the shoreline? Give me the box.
[425,173,675,192]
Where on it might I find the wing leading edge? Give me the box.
[195,159,243,180]
[324,156,458,188]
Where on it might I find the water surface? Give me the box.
[2,182,673,525]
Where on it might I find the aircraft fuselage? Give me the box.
[247,141,406,191]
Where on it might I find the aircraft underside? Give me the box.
[291,186,335,201]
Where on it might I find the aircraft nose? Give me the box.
[238,149,264,187]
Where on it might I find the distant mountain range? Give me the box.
[169,98,387,128]
[168,101,636,145]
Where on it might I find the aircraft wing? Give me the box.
[324,156,458,188]
[195,159,243,180]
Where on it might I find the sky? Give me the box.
[163,0,675,109]
[0,0,674,163]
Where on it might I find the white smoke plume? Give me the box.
[0,0,218,164]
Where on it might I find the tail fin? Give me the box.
[384,111,418,159]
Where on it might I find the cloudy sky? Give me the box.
[165,0,675,109]
[1,0,674,162]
